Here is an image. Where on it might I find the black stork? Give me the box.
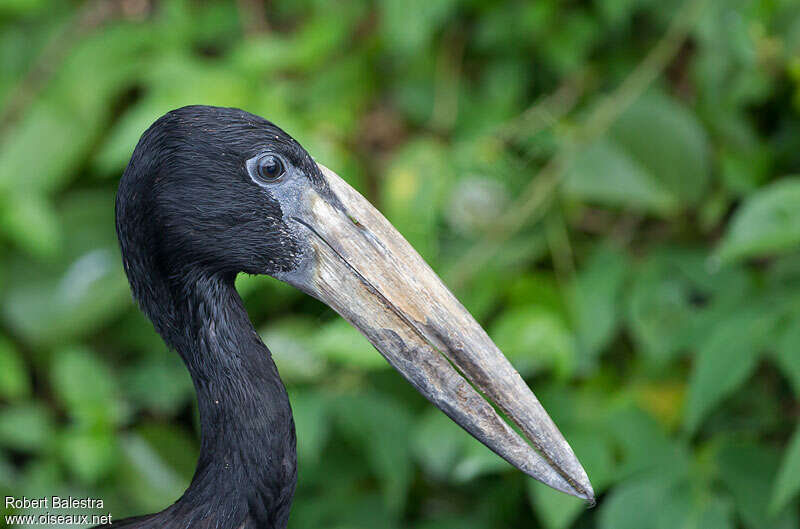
[102,105,593,529]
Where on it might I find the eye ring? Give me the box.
[253,153,286,183]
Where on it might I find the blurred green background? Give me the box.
[1,0,799,527]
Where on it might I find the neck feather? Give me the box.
[138,273,297,529]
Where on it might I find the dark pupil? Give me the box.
[259,156,282,179]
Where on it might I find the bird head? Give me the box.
[116,105,594,503]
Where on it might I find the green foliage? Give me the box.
[1,0,799,528]
[716,177,800,263]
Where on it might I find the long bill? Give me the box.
[276,164,594,502]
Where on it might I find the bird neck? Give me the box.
[155,273,297,529]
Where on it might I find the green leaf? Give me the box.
[313,319,386,370]
[626,248,753,367]
[569,244,628,368]
[772,317,800,396]
[451,435,511,482]
[771,426,800,514]
[0,24,150,196]
[50,346,124,426]
[528,483,585,529]
[566,91,710,214]
[1,191,131,346]
[610,91,711,204]
[0,336,29,400]
[59,426,118,484]
[598,475,684,529]
[122,355,194,415]
[383,139,453,263]
[332,393,413,512]
[412,407,519,483]
[0,192,60,258]
[411,409,466,480]
[0,0,50,16]
[120,432,189,512]
[137,423,199,480]
[716,439,798,529]
[564,138,677,214]
[0,402,54,452]
[288,390,330,466]
[684,310,777,433]
[259,317,329,381]
[380,0,457,55]
[506,272,566,315]
[490,306,576,379]
[606,405,690,480]
[716,177,800,263]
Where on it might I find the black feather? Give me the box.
[104,106,319,529]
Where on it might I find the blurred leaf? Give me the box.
[569,244,628,368]
[772,316,800,395]
[260,317,329,381]
[598,475,684,529]
[0,402,53,452]
[564,138,677,214]
[0,336,29,400]
[0,24,150,197]
[313,319,386,370]
[446,231,549,321]
[716,177,800,263]
[50,345,124,426]
[17,459,63,500]
[716,439,799,529]
[0,450,16,489]
[694,500,737,529]
[541,10,599,75]
[289,390,330,466]
[490,306,576,379]
[684,310,778,433]
[0,0,49,16]
[1,191,130,346]
[627,248,753,367]
[594,0,640,27]
[0,192,60,258]
[771,426,800,514]
[414,516,488,529]
[380,0,456,55]
[383,139,453,262]
[602,477,735,529]
[451,435,510,482]
[607,405,690,480]
[506,272,566,315]
[119,432,188,512]
[411,409,465,480]
[633,380,686,430]
[332,393,413,512]
[122,355,193,415]
[60,426,118,485]
[137,423,199,481]
[610,91,711,204]
[566,91,710,213]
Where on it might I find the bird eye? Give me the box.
[255,154,285,182]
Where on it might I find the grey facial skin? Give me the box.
[273,163,594,503]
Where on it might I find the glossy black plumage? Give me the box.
[106,106,321,529]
